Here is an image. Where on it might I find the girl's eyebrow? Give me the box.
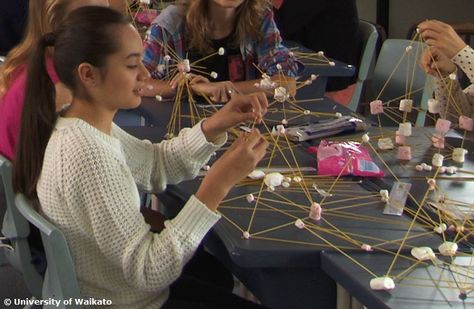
[126,53,142,59]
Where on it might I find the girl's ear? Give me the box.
[77,63,101,88]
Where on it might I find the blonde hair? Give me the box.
[186,0,271,55]
[0,0,70,98]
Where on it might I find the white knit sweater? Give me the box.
[37,117,224,308]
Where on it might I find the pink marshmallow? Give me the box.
[459,115,474,131]
[370,100,384,115]
[309,202,322,221]
[435,118,451,134]
[395,131,406,145]
[398,146,412,161]
[431,133,445,149]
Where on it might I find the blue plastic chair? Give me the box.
[347,20,379,112]
[0,155,43,298]
[15,193,81,308]
[368,39,434,127]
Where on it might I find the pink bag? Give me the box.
[308,140,384,177]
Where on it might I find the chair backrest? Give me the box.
[15,193,81,308]
[368,39,433,127]
[347,20,379,112]
[0,155,43,298]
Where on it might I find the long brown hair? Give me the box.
[186,0,271,55]
[0,0,71,98]
[13,6,129,203]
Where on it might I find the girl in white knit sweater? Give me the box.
[14,6,268,308]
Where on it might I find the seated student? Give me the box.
[272,0,359,105]
[14,6,268,308]
[419,20,474,120]
[142,0,301,102]
[0,0,109,161]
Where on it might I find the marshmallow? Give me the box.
[405,45,413,53]
[202,165,210,171]
[431,133,445,149]
[260,78,274,89]
[155,95,163,102]
[446,166,457,174]
[140,0,151,4]
[281,181,290,188]
[456,225,465,233]
[433,223,447,234]
[452,148,468,163]
[276,124,286,135]
[243,231,250,239]
[427,178,436,191]
[370,100,384,115]
[438,241,458,256]
[264,172,285,188]
[427,98,441,114]
[415,165,424,171]
[309,202,322,221]
[432,153,444,167]
[398,146,412,161]
[281,118,288,125]
[377,137,394,150]
[361,134,370,143]
[248,169,265,179]
[164,133,174,139]
[329,61,335,66]
[276,63,282,70]
[459,115,474,131]
[210,71,218,79]
[311,74,318,80]
[335,112,342,118]
[318,51,325,56]
[395,131,406,145]
[370,277,395,291]
[293,176,302,183]
[304,110,311,115]
[294,219,305,229]
[163,55,171,62]
[274,86,289,102]
[423,164,433,172]
[449,73,457,80]
[218,47,225,55]
[380,189,389,202]
[398,122,412,137]
[399,99,413,113]
[246,194,255,203]
[361,244,373,252]
[435,118,451,134]
[411,247,435,261]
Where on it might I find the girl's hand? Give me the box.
[202,92,268,141]
[196,130,268,211]
[191,80,236,103]
[418,20,466,59]
[420,46,457,77]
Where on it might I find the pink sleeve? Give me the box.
[46,57,60,84]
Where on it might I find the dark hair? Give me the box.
[13,6,129,203]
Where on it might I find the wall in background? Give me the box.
[357,0,474,39]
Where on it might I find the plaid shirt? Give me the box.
[143,5,302,80]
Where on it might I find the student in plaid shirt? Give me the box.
[142,0,302,102]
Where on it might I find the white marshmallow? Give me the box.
[361,244,373,252]
[243,231,250,239]
[399,99,413,112]
[264,172,285,188]
[405,45,413,53]
[427,98,441,114]
[304,110,311,115]
[452,148,468,163]
[415,165,424,171]
[281,181,290,188]
[218,47,225,55]
[432,153,444,167]
[377,138,394,150]
[281,118,288,125]
[398,122,412,136]
[370,277,395,291]
[411,247,435,261]
[276,63,282,70]
[335,112,342,118]
[438,242,458,256]
[155,95,163,102]
[246,194,255,203]
[248,169,265,179]
[210,71,218,79]
[449,73,457,80]
[164,55,171,62]
[293,176,302,183]
[274,86,289,102]
[294,219,305,229]
[433,223,447,234]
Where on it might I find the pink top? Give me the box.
[0,58,59,160]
